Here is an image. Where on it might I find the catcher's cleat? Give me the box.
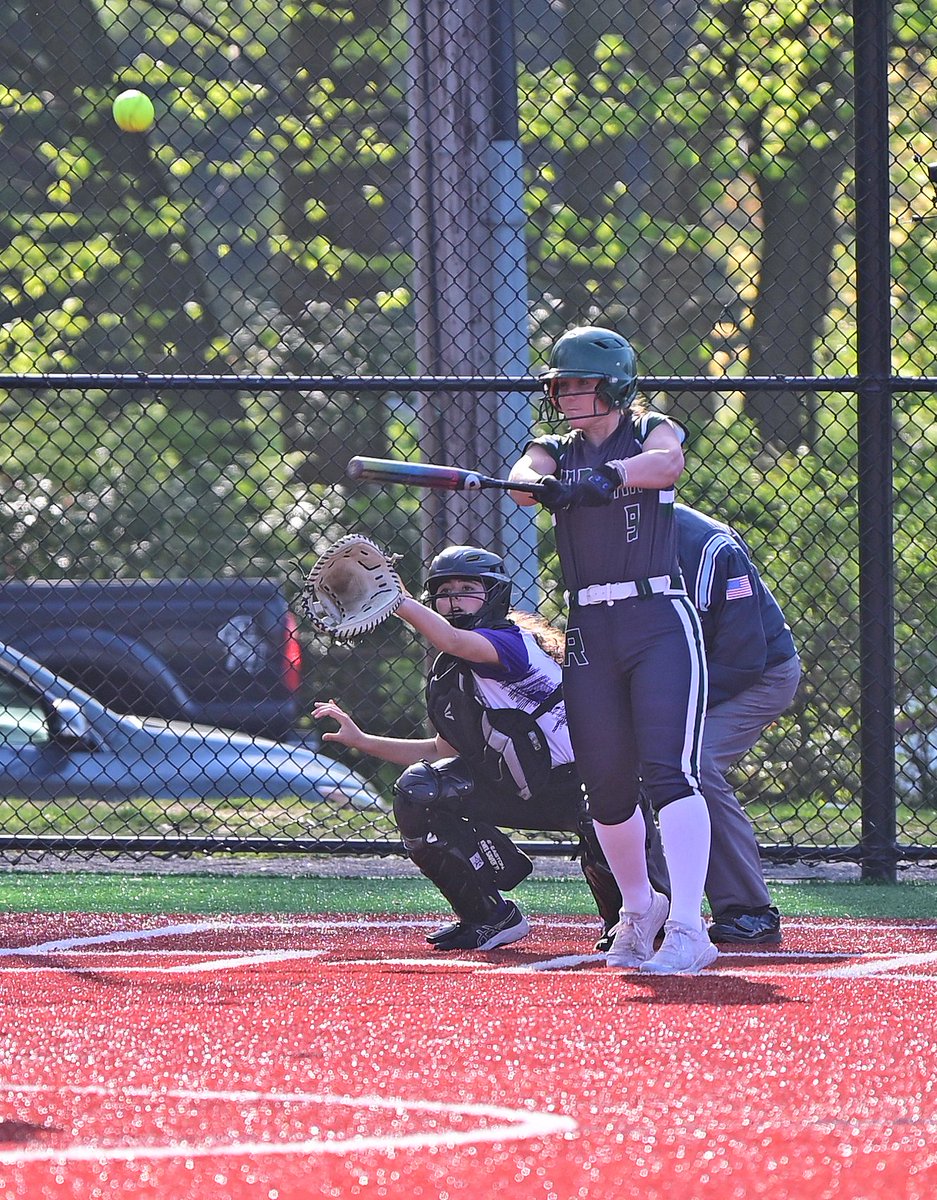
[708,906,782,945]
[605,890,669,968]
[639,920,719,976]
[431,902,529,951]
[426,919,465,945]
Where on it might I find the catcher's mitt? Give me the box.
[301,534,404,641]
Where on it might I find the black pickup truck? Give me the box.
[0,578,303,740]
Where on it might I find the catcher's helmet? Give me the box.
[541,325,638,411]
[424,545,513,630]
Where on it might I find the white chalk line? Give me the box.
[0,1082,577,1165]
[0,921,231,957]
[0,921,330,977]
[824,947,937,978]
[164,950,327,973]
[503,953,606,972]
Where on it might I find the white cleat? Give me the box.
[639,920,719,975]
[605,890,669,968]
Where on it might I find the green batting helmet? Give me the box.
[541,326,638,410]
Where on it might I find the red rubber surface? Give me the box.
[1,913,936,1199]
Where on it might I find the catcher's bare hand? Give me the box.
[311,699,366,750]
[301,534,404,641]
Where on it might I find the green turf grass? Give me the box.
[0,871,935,919]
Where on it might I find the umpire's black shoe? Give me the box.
[594,923,617,954]
[708,906,782,945]
[432,902,529,951]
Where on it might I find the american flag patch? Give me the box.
[726,575,754,601]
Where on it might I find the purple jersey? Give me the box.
[531,412,684,593]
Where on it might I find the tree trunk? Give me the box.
[406,0,526,555]
[745,147,840,452]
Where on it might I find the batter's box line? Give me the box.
[0,921,235,958]
[313,951,937,981]
[823,947,937,978]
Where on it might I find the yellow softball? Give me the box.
[112,89,155,133]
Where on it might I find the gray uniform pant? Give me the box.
[645,655,802,915]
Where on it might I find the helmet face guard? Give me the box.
[423,545,513,630]
[540,326,638,416]
[541,375,610,413]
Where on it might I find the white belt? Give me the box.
[576,574,681,606]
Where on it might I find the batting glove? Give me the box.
[537,475,577,512]
[576,464,622,507]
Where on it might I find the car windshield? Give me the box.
[0,673,49,748]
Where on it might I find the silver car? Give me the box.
[0,639,384,812]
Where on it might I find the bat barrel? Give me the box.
[347,457,469,490]
[346,456,545,497]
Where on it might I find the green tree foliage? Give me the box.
[518,26,738,394]
[0,0,226,380]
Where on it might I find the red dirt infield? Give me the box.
[0,913,935,1199]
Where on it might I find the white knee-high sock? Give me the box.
[592,809,653,914]
[658,793,711,929]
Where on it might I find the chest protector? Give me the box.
[426,654,563,801]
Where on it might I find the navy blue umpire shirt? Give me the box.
[675,504,797,708]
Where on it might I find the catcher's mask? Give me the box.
[423,545,513,630]
[539,325,638,421]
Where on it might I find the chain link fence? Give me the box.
[0,0,934,877]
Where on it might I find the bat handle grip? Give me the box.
[510,477,547,498]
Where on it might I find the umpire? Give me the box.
[675,502,801,944]
[597,502,801,947]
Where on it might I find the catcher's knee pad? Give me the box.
[403,817,531,894]
[473,821,533,891]
[394,757,476,838]
[394,760,532,892]
[400,832,502,925]
[395,757,476,806]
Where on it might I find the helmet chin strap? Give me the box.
[546,402,622,424]
[567,405,619,420]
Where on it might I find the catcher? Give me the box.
[310,542,624,952]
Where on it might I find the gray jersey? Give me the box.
[531,412,683,593]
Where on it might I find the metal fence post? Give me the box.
[854,0,898,881]
[486,0,540,608]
